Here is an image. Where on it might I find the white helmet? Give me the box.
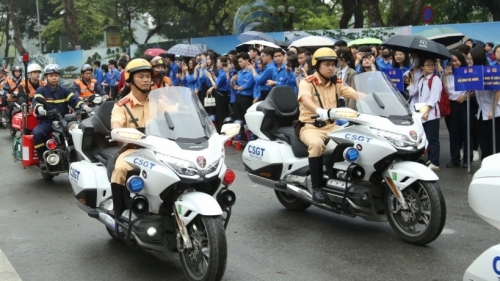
[27,63,42,74]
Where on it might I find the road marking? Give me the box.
[0,247,22,281]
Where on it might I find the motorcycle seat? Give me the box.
[273,127,309,158]
[80,100,118,163]
[98,146,120,180]
[256,86,300,140]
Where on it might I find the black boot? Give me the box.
[308,157,326,203]
[36,148,46,170]
[111,183,125,219]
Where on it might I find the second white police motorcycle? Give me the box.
[69,87,240,281]
[463,153,500,281]
[243,72,446,245]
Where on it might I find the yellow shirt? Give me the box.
[111,91,180,129]
[298,72,358,123]
[111,93,149,128]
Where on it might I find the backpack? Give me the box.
[421,74,451,117]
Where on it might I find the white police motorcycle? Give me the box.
[463,153,500,280]
[68,87,240,281]
[243,71,446,245]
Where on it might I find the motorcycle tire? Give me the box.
[179,215,227,281]
[9,127,16,137]
[386,180,446,246]
[41,171,54,181]
[275,190,311,211]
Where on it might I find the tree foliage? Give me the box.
[1,0,499,56]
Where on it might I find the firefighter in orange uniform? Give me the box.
[17,64,46,105]
[150,56,172,90]
[73,64,107,99]
[3,66,23,123]
[0,67,7,88]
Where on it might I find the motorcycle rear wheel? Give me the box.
[41,171,54,181]
[386,180,446,246]
[275,190,311,211]
[9,126,16,136]
[179,215,227,281]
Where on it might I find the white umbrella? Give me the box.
[289,36,336,48]
[236,40,280,52]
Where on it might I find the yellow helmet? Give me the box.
[125,58,153,82]
[312,47,338,66]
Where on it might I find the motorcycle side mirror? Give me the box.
[35,97,49,107]
[87,94,96,103]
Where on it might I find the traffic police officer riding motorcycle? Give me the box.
[73,64,107,99]
[110,58,154,219]
[297,47,361,203]
[32,64,92,170]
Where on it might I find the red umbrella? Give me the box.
[144,48,167,57]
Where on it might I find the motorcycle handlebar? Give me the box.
[311,114,319,119]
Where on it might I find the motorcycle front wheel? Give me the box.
[179,215,227,281]
[386,180,446,246]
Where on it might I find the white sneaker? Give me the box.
[428,164,440,172]
[473,150,479,162]
[460,149,463,160]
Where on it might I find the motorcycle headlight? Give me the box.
[156,153,199,177]
[371,128,417,150]
[155,153,221,178]
[67,122,79,133]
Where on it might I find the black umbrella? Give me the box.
[382,35,451,59]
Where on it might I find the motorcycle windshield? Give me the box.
[146,87,216,140]
[354,71,412,118]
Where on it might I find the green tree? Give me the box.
[42,0,108,51]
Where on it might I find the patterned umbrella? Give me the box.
[237,31,275,43]
[144,48,167,57]
[167,44,203,57]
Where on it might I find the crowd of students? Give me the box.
[3,39,497,171]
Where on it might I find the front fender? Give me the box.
[382,161,439,191]
[175,192,222,225]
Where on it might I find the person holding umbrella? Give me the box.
[408,57,443,172]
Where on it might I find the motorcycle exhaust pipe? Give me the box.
[98,212,116,232]
[286,184,332,211]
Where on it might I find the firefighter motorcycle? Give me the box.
[242,71,446,246]
[12,95,95,180]
[69,87,239,281]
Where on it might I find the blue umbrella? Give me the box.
[237,31,275,43]
[167,44,203,57]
